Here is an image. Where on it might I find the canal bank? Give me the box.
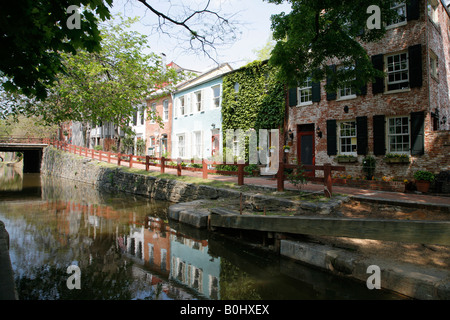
[38,146,450,299]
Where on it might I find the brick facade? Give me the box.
[286,0,450,181]
[145,94,173,158]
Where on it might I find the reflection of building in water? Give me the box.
[170,233,220,300]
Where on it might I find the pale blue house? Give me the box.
[171,63,233,160]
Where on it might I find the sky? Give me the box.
[110,0,292,72]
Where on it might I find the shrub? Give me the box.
[413,170,435,182]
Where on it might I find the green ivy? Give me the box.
[221,60,285,134]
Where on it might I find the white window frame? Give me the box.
[192,131,203,158]
[177,134,185,158]
[428,0,439,25]
[387,116,410,154]
[298,77,313,106]
[149,103,156,124]
[385,51,409,92]
[338,120,357,155]
[179,96,186,116]
[337,65,356,100]
[194,90,203,112]
[163,99,169,122]
[212,85,221,108]
[430,50,439,80]
[386,1,407,29]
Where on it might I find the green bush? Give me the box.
[413,170,435,182]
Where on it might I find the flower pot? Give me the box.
[284,149,290,153]
[415,180,431,193]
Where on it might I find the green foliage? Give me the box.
[267,0,404,89]
[0,0,113,100]
[384,153,410,159]
[221,60,285,133]
[285,162,307,190]
[94,145,103,151]
[414,170,435,182]
[136,139,146,156]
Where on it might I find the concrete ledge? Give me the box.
[168,200,211,228]
[280,239,450,300]
[0,221,17,300]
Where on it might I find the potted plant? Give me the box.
[413,170,435,193]
[283,145,291,153]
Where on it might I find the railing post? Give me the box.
[161,157,165,173]
[91,148,94,159]
[118,153,121,166]
[129,154,133,168]
[177,158,182,176]
[145,155,150,171]
[277,161,284,192]
[99,150,102,161]
[324,163,332,198]
[202,159,208,179]
[237,163,244,186]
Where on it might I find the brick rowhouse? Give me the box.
[286,0,450,182]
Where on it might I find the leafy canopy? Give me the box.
[266,0,406,91]
[0,0,113,100]
[34,16,182,131]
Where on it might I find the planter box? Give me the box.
[416,180,431,193]
[333,178,405,192]
[384,158,410,164]
[336,158,357,163]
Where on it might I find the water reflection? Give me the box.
[0,167,406,300]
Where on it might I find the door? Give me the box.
[297,124,315,177]
[211,133,220,157]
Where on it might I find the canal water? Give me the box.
[0,163,405,300]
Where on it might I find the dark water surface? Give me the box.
[0,165,405,300]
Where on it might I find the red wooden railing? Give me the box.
[50,141,345,197]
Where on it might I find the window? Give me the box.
[163,99,169,121]
[194,90,203,112]
[430,51,439,79]
[212,85,221,108]
[140,106,145,125]
[387,1,407,27]
[234,82,239,93]
[338,121,357,155]
[193,131,202,158]
[298,78,312,105]
[178,134,185,158]
[386,52,409,91]
[179,96,186,116]
[337,65,356,99]
[428,0,439,25]
[149,103,156,124]
[387,116,410,153]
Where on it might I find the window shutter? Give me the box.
[312,81,321,102]
[410,111,425,155]
[326,65,337,101]
[371,54,384,94]
[373,115,386,155]
[288,87,297,107]
[408,44,423,89]
[326,119,337,156]
[356,116,368,155]
[407,0,420,21]
[355,60,367,96]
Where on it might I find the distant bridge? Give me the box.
[0,137,50,173]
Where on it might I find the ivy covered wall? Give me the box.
[221,60,286,133]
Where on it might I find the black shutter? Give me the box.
[288,87,297,107]
[326,119,337,156]
[408,44,423,89]
[371,54,384,94]
[312,81,321,102]
[410,111,425,155]
[326,65,337,101]
[356,116,368,155]
[373,115,386,156]
[407,0,420,21]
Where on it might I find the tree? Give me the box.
[33,16,182,147]
[0,0,113,100]
[266,0,404,91]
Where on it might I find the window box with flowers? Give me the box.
[384,153,410,164]
[283,145,291,153]
[335,155,357,163]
